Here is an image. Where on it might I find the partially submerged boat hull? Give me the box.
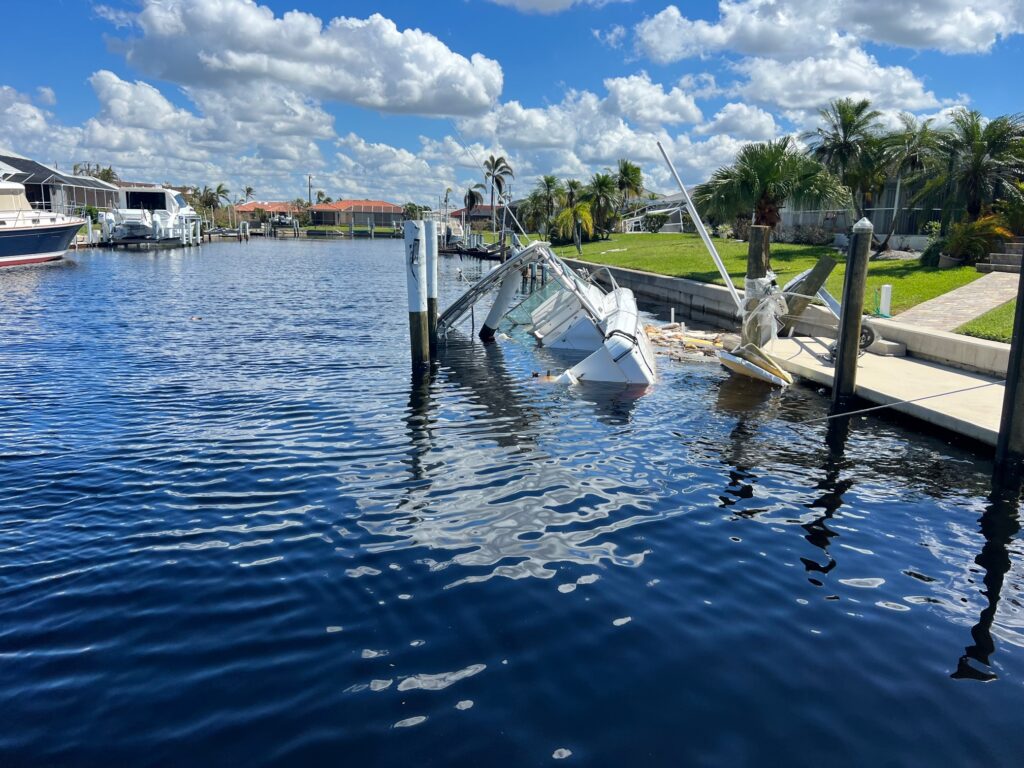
[438,242,657,386]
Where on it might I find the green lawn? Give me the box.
[958,299,1016,343]
[542,232,982,315]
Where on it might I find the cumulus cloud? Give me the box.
[603,72,702,127]
[35,86,56,106]
[486,0,629,13]
[103,0,502,116]
[635,1,1023,63]
[695,102,777,141]
[592,24,627,48]
[735,49,944,112]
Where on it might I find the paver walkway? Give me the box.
[894,272,1019,330]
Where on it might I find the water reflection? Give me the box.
[952,481,1022,681]
[360,335,653,585]
[800,417,852,579]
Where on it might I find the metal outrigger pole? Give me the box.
[656,141,743,314]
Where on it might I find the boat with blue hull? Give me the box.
[0,181,84,267]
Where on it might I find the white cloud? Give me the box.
[35,87,56,106]
[603,72,702,127]
[89,71,199,131]
[592,24,627,48]
[735,49,944,112]
[104,0,503,117]
[635,1,1023,63]
[487,0,629,13]
[695,102,777,140]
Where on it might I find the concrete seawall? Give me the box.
[563,257,1011,378]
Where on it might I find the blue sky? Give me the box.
[1,0,1021,204]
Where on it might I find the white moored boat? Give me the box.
[100,185,202,246]
[0,181,85,267]
[437,241,657,386]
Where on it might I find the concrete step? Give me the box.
[1002,242,1024,255]
[988,253,1023,266]
[976,263,1022,274]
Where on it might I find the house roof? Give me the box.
[310,199,402,213]
[235,201,297,214]
[0,154,118,191]
[449,204,501,217]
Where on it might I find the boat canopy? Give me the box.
[0,181,31,212]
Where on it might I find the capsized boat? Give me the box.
[437,241,657,386]
[0,181,85,267]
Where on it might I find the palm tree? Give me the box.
[917,108,1024,223]
[563,179,583,208]
[875,114,938,251]
[693,137,851,230]
[554,201,593,255]
[483,154,514,232]
[802,96,876,195]
[535,175,562,233]
[198,185,218,210]
[214,183,231,209]
[615,159,643,211]
[463,183,485,232]
[586,173,618,239]
[243,185,254,202]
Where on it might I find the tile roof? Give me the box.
[235,201,297,213]
[310,199,402,212]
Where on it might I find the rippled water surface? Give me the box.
[2,239,1023,766]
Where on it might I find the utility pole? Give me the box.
[307,174,312,206]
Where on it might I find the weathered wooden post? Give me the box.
[741,225,772,346]
[424,220,439,357]
[995,267,1024,483]
[831,218,874,413]
[404,220,429,368]
[781,255,837,334]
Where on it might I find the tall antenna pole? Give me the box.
[307,174,312,206]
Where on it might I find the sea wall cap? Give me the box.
[853,217,874,233]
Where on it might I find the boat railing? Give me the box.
[0,206,85,228]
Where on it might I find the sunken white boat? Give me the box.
[0,181,85,267]
[437,241,657,386]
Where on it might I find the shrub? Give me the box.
[945,215,1012,265]
[920,239,945,267]
[732,217,751,242]
[83,205,99,223]
[995,182,1024,235]
[778,224,832,245]
[641,213,669,232]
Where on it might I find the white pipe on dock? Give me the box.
[404,221,430,366]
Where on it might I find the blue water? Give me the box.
[1,239,1022,766]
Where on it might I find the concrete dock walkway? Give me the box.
[768,336,1003,446]
[893,272,1018,331]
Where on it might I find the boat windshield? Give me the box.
[173,193,188,210]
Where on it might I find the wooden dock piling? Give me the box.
[403,221,429,368]
[831,218,874,414]
[996,267,1024,482]
[424,220,439,357]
